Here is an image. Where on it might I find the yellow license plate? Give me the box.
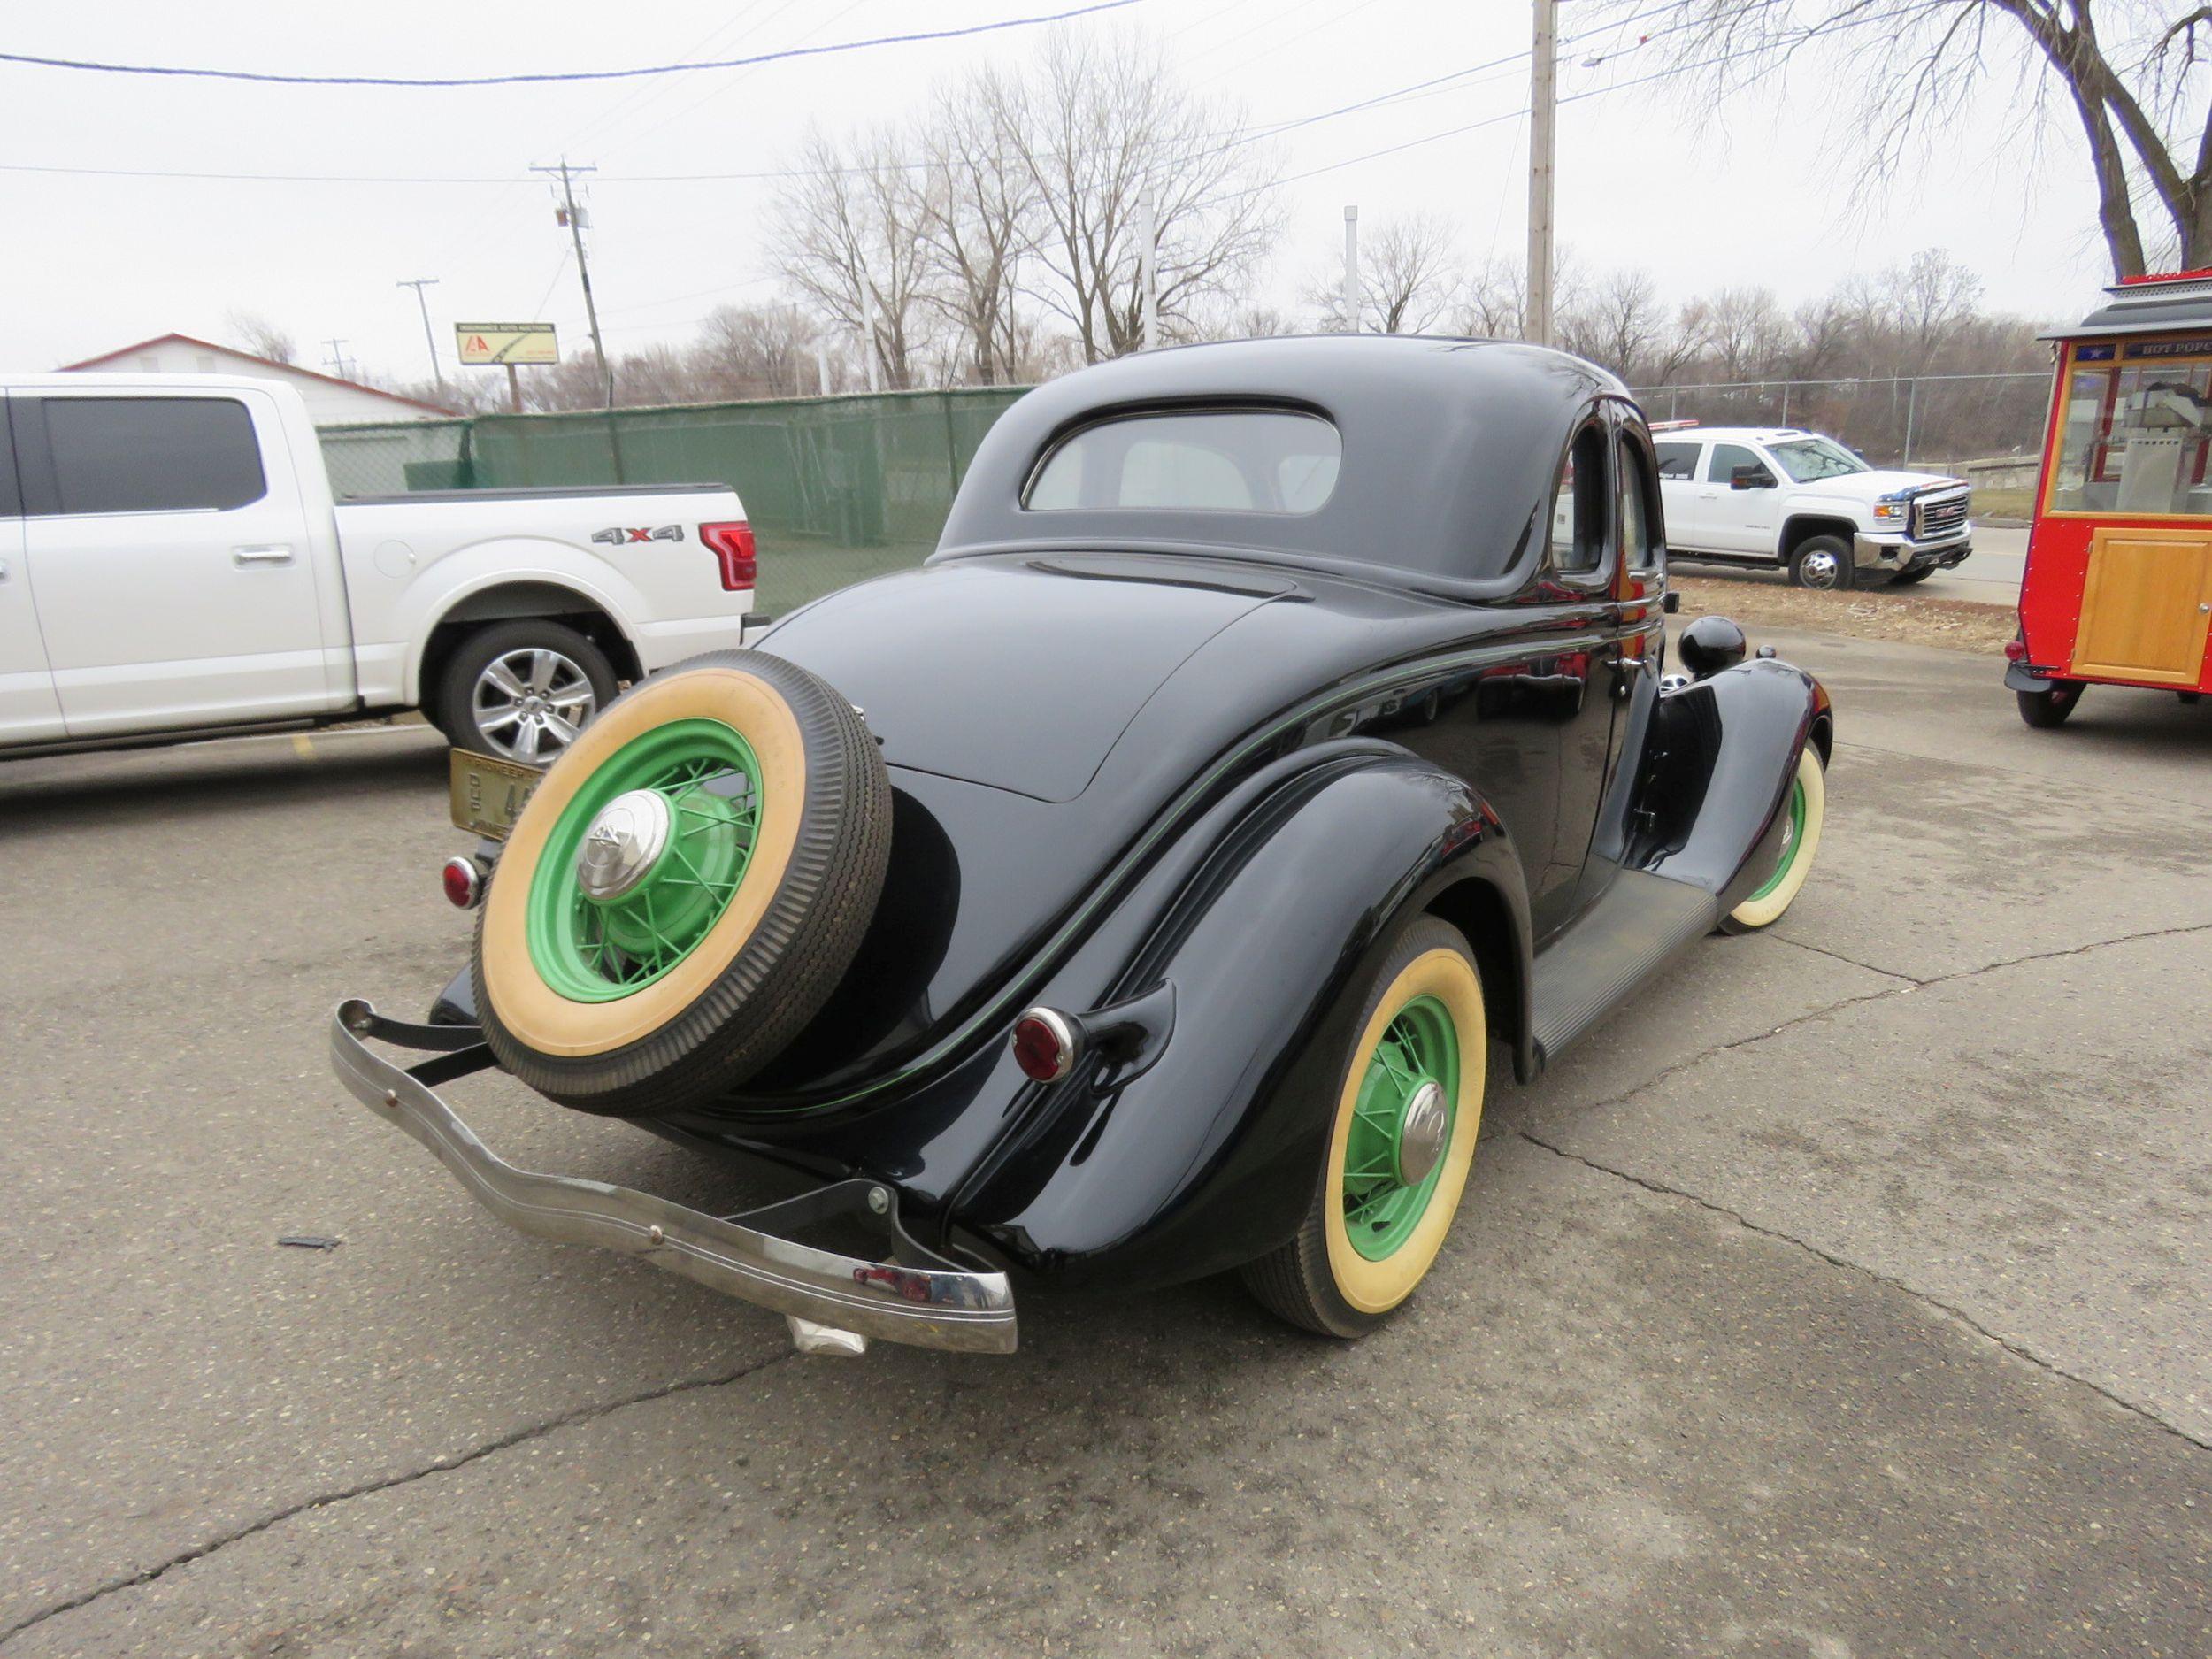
[449,749,541,841]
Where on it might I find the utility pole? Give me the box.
[531,158,614,408]
[1525,0,1558,348]
[396,278,443,394]
[1140,186,1159,349]
[814,338,833,396]
[1341,205,1361,334]
[321,338,353,381]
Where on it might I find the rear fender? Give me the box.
[949,753,1529,1291]
[1638,657,1830,908]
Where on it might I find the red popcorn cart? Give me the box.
[2009,272,2212,726]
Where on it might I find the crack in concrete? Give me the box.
[1516,1128,2212,1455]
[0,1350,796,1651]
[1770,933,1916,980]
[1542,916,2212,1135]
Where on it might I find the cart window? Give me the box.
[2049,350,2212,517]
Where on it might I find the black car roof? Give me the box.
[934,334,1628,595]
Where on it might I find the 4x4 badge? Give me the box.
[590,525,685,546]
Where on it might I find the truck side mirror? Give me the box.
[1731,465,1776,491]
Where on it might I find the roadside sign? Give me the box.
[455,323,558,365]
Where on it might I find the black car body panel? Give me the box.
[425,334,1831,1295]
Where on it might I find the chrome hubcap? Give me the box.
[1395,1079,1448,1184]
[474,647,597,763]
[1801,550,1839,588]
[575,789,672,902]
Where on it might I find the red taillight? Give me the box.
[700,520,757,592]
[1012,1008,1079,1083]
[442,856,482,910]
[2004,637,2028,662]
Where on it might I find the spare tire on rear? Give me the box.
[472,649,891,1116]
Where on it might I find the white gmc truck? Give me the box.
[1650,425,1974,589]
[0,373,759,763]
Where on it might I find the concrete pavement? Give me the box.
[1,638,2205,1657]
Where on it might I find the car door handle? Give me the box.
[0,557,9,582]
[233,544,296,565]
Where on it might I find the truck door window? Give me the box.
[1652,441,1697,480]
[35,396,266,517]
[0,400,19,518]
[1704,442,1764,486]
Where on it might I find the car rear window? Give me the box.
[37,396,266,516]
[1025,410,1341,515]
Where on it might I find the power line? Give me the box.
[0,9,1677,194]
[0,0,1146,88]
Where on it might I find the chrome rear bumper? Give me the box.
[329,1000,1017,1356]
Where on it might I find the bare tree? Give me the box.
[915,67,1041,385]
[1310,212,1465,333]
[1685,286,1789,380]
[995,30,1283,362]
[692,303,815,399]
[767,125,933,390]
[1460,256,1530,339]
[226,310,297,365]
[1559,266,1693,380]
[1645,0,2212,275]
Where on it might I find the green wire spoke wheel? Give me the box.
[1724,744,1825,933]
[525,719,764,1002]
[1338,995,1460,1261]
[1241,916,1487,1338]
[475,651,892,1117]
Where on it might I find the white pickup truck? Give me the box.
[1650,425,1973,589]
[0,373,759,763]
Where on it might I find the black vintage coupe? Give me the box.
[333,335,1831,1356]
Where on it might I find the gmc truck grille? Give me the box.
[1913,493,1970,538]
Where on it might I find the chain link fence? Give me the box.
[1628,373,2052,478]
[319,388,1031,613]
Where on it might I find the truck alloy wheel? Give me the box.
[1721,746,1825,933]
[1242,917,1486,1337]
[438,619,618,766]
[1790,535,1855,590]
[472,650,891,1115]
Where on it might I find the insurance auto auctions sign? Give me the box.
[455,323,558,365]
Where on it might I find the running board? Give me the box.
[1530,868,1719,1068]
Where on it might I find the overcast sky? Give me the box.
[0,0,2119,389]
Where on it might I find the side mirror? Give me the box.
[1678,615,1747,680]
[1731,465,1777,491]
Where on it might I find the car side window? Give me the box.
[1617,437,1663,572]
[1548,425,1609,576]
[1705,442,1764,486]
[1653,441,1698,481]
[35,396,266,517]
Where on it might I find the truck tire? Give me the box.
[472,650,892,1116]
[437,619,618,766]
[1789,534,1855,591]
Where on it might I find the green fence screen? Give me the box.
[319,387,1033,614]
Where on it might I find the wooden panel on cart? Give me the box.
[2068,527,2212,686]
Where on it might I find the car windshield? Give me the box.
[1025,410,1342,515]
[1768,438,1869,482]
